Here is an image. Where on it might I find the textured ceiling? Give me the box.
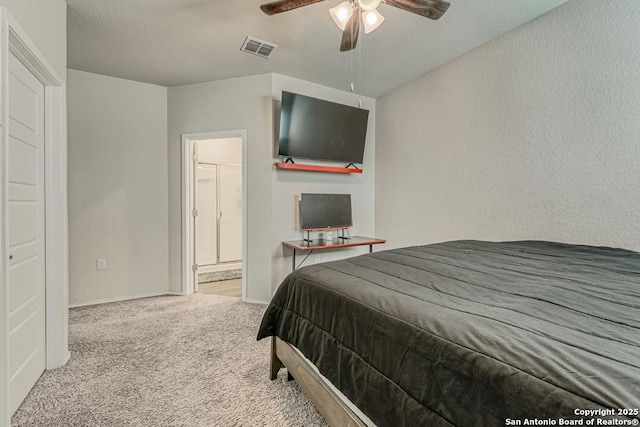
[67,0,569,97]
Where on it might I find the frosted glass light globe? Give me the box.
[329,1,354,31]
[336,6,350,21]
[362,8,385,33]
[365,10,378,25]
[357,0,381,12]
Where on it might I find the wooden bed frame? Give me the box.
[270,336,368,427]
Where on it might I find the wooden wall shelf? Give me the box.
[275,162,362,174]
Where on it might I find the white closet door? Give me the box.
[196,164,218,266]
[219,164,242,263]
[8,52,46,414]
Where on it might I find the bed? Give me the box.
[257,240,640,426]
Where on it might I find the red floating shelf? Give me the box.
[275,162,362,174]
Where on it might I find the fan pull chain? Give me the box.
[350,31,354,94]
[358,18,363,109]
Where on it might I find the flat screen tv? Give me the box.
[300,193,352,230]
[278,91,369,164]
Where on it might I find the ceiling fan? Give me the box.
[260,0,451,52]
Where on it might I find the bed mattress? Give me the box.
[257,240,640,426]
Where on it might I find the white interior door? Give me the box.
[7,52,46,414]
[218,164,242,263]
[196,164,218,266]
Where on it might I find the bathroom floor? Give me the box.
[196,279,242,298]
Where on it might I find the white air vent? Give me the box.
[241,37,277,59]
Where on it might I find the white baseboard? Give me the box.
[46,350,71,372]
[243,297,269,305]
[69,291,172,308]
[69,291,265,308]
[166,291,185,296]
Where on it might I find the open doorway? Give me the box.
[181,131,247,299]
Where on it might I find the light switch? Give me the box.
[97,259,107,270]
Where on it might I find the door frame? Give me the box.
[181,131,247,299]
[0,9,69,423]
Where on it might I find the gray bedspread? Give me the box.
[257,240,640,426]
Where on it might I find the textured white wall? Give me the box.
[167,74,273,302]
[0,0,67,80]
[67,70,169,305]
[376,0,640,251]
[271,74,376,293]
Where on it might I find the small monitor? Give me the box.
[300,193,352,230]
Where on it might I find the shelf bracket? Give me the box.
[344,162,360,170]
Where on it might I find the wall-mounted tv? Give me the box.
[301,193,352,230]
[278,91,369,164]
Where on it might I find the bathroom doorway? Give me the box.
[182,131,246,299]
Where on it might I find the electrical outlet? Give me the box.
[96,259,107,270]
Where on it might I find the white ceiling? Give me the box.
[67,0,569,97]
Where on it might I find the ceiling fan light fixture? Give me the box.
[357,0,381,12]
[260,0,452,52]
[330,2,354,31]
[362,8,385,33]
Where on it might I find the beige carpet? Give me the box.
[11,294,327,427]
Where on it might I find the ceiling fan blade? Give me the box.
[260,0,324,15]
[340,8,361,52]
[383,0,450,20]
